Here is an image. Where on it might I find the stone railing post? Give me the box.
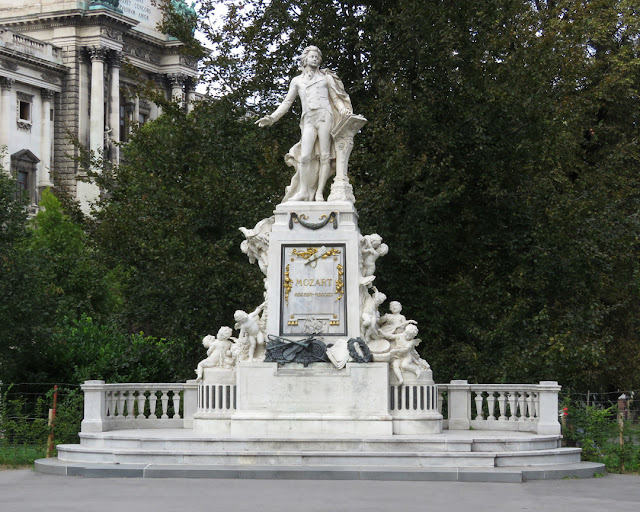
[81,380,106,433]
[536,380,561,435]
[182,380,198,428]
[447,380,471,430]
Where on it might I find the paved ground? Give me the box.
[0,469,639,512]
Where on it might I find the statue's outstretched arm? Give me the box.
[256,77,298,127]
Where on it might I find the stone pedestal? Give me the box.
[389,371,443,434]
[265,200,362,341]
[192,198,443,437]
[231,362,392,436]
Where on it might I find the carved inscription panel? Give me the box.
[281,244,346,336]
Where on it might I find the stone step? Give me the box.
[35,458,606,483]
[57,442,582,468]
[77,431,562,454]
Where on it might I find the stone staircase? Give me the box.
[35,429,604,482]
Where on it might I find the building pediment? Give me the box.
[12,149,40,163]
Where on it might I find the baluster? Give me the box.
[474,391,484,420]
[518,391,527,420]
[160,389,170,419]
[437,390,443,415]
[105,390,113,418]
[125,390,136,419]
[497,392,507,421]
[148,390,158,419]
[487,391,496,420]
[136,390,147,419]
[172,390,181,419]
[531,392,539,420]
[508,391,518,421]
[116,390,126,418]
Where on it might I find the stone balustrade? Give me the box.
[438,380,561,434]
[195,370,237,419]
[80,381,198,433]
[81,378,561,435]
[0,28,62,61]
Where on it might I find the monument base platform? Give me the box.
[41,429,603,482]
[192,362,443,436]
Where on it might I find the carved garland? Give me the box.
[335,264,344,301]
[289,212,338,230]
[283,264,293,306]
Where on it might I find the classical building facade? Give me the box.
[0,0,198,212]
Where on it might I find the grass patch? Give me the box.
[0,444,47,467]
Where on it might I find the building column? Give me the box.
[150,74,165,119]
[39,88,55,190]
[78,52,90,148]
[77,45,108,213]
[0,77,15,170]
[133,95,140,126]
[168,73,185,108]
[108,50,121,164]
[185,78,196,114]
[88,46,107,156]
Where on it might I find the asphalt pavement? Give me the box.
[1,468,639,512]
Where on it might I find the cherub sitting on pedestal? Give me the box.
[378,301,417,338]
[234,302,266,362]
[195,326,236,381]
[385,324,430,385]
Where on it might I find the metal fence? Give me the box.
[0,383,83,465]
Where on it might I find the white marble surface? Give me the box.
[266,201,363,341]
[255,46,360,203]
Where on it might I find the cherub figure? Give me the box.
[361,287,386,342]
[195,326,236,381]
[360,234,388,284]
[239,217,274,276]
[234,302,266,361]
[386,324,429,385]
[378,301,417,338]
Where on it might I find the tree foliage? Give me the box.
[90,99,284,341]
[3,1,639,392]
[189,0,640,390]
[0,189,120,382]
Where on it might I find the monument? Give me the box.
[39,45,592,482]
[193,45,442,436]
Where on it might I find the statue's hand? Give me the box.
[339,108,353,116]
[255,115,274,127]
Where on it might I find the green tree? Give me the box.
[0,160,30,379]
[0,189,120,382]
[187,0,640,390]
[91,99,284,343]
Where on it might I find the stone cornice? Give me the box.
[0,8,138,32]
[0,47,68,74]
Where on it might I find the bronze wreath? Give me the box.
[347,337,373,363]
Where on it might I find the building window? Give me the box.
[11,149,40,205]
[19,100,31,121]
[16,92,33,130]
